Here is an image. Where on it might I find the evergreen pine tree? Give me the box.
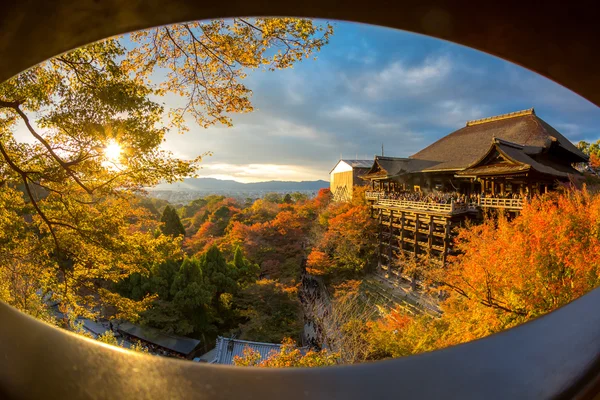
[230,246,260,287]
[160,205,186,237]
[199,245,238,301]
[169,257,213,336]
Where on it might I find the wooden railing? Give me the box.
[479,197,524,209]
[365,191,380,200]
[375,198,467,213]
[367,191,524,213]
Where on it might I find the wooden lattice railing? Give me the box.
[366,191,524,213]
[479,197,524,209]
[376,198,457,213]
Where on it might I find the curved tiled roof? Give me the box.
[210,337,284,365]
[361,156,438,179]
[457,138,578,178]
[410,109,587,171]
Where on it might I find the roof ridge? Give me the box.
[466,108,535,127]
[220,337,282,346]
[376,156,410,160]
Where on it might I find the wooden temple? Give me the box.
[359,108,588,274]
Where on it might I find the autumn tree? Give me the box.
[307,188,376,277]
[578,140,600,169]
[0,18,332,322]
[434,188,600,347]
[224,207,310,282]
[126,19,333,129]
[364,306,441,360]
[160,205,186,237]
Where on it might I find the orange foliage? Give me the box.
[364,306,439,359]
[306,250,332,275]
[441,188,600,345]
[590,153,600,168]
[184,221,218,254]
[314,188,332,209]
[310,202,376,276]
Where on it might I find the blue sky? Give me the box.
[160,20,599,182]
[17,20,599,183]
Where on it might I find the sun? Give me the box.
[104,140,122,162]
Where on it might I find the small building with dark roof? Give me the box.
[329,159,372,201]
[117,322,202,359]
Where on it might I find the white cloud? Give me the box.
[553,122,593,141]
[324,105,404,132]
[268,118,320,139]
[433,100,486,128]
[325,105,376,121]
[354,56,452,99]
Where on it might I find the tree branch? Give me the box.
[0,139,61,254]
[0,102,93,194]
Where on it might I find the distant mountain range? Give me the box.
[150,178,329,192]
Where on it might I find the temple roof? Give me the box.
[457,138,579,178]
[361,156,438,180]
[410,108,588,172]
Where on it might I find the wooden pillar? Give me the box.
[388,210,394,269]
[377,210,383,268]
[442,219,451,264]
[519,184,524,196]
[428,215,434,257]
[481,179,485,194]
[400,211,405,253]
[500,181,505,195]
[414,213,419,257]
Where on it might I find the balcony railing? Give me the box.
[479,197,524,209]
[365,191,380,200]
[377,198,459,213]
[367,191,525,213]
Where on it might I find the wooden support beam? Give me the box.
[414,213,419,257]
[378,210,383,268]
[428,215,434,257]
[400,211,405,255]
[388,210,394,270]
[442,220,451,264]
